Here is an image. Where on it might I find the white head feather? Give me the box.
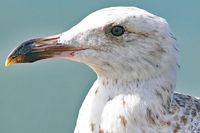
[58,7,177,80]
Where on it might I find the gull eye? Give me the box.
[111,25,125,36]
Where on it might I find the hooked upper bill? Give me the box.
[5,34,86,67]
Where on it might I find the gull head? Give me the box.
[5,7,177,79]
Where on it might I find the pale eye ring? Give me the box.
[111,25,125,36]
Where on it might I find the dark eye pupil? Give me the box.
[111,25,125,36]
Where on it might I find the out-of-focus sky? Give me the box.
[0,1,199,133]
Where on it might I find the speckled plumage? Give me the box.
[66,7,200,133]
[6,6,200,133]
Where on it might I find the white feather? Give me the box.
[57,7,200,133]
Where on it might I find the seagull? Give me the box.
[5,7,200,133]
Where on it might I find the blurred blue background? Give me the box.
[0,0,199,133]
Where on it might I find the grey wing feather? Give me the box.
[171,92,200,132]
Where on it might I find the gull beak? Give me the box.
[5,34,86,67]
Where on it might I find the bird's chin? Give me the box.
[59,51,87,62]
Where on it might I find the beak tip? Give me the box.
[5,57,12,67]
[5,54,24,67]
